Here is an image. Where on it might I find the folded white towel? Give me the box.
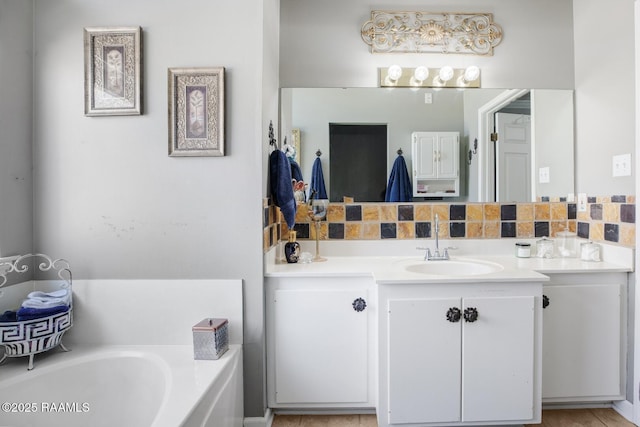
[27,289,71,305]
[21,299,68,309]
[28,289,69,299]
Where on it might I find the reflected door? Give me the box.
[495,112,531,202]
[329,123,387,202]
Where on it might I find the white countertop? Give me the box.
[265,240,633,284]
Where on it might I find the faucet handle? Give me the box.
[417,247,432,260]
[442,246,458,260]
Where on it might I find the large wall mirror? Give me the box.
[280,87,575,203]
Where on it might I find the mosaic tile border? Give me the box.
[263,196,636,252]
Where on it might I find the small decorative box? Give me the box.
[192,318,229,360]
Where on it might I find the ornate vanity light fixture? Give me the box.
[380,65,481,88]
[361,11,503,56]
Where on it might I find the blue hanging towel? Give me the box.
[290,159,303,184]
[269,149,297,228]
[310,157,328,199]
[385,155,413,202]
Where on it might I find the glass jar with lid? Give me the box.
[556,231,577,257]
[515,242,531,258]
[536,237,555,258]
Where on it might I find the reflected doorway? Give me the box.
[329,123,387,202]
[495,111,531,202]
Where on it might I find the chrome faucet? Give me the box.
[419,213,452,261]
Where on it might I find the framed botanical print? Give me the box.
[83,26,142,116]
[167,67,225,157]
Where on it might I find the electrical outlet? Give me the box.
[567,193,575,202]
[538,167,550,184]
[577,193,587,212]
[612,153,632,177]
[424,93,433,104]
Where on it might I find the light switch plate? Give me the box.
[424,93,433,104]
[577,193,587,212]
[612,153,632,177]
[538,167,550,183]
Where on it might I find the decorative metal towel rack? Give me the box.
[0,254,73,370]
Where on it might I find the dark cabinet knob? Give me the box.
[464,307,479,323]
[543,295,550,309]
[446,307,461,323]
[352,298,367,312]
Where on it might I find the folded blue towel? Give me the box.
[385,155,413,202]
[0,310,17,322]
[17,305,69,321]
[269,149,297,229]
[310,157,328,199]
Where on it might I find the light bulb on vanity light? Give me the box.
[412,66,429,85]
[387,65,403,82]
[463,65,480,83]
[438,66,454,83]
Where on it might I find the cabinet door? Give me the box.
[542,284,622,400]
[388,298,462,424]
[412,133,438,178]
[462,296,535,422]
[437,133,459,178]
[273,289,369,404]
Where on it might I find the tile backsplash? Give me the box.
[263,196,636,252]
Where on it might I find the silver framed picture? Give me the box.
[168,67,225,157]
[84,26,142,116]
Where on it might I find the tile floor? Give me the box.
[271,414,377,427]
[527,408,636,427]
[271,409,636,427]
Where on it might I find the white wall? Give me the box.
[532,90,575,198]
[0,2,33,257]
[31,0,270,417]
[573,0,635,195]
[280,0,575,89]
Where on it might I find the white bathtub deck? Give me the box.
[0,344,242,427]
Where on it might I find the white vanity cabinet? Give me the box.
[378,281,542,427]
[542,272,626,402]
[411,131,460,197]
[265,276,377,409]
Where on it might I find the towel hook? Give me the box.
[316,149,322,157]
[467,138,478,165]
[268,120,277,149]
[397,148,403,155]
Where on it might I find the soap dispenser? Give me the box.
[284,230,301,263]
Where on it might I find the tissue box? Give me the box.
[192,318,229,360]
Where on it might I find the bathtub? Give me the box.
[0,344,243,427]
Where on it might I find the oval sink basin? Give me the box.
[403,259,504,276]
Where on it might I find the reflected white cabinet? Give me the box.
[266,276,377,409]
[411,131,459,197]
[542,273,626,402]
[379,282,542,427]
